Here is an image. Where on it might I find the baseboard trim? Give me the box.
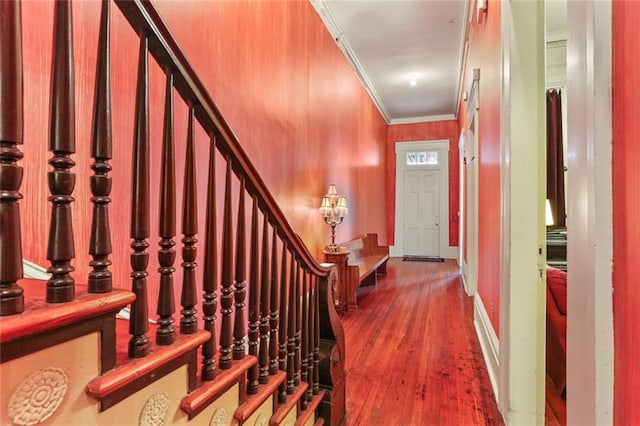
[473,294,500,402]
[389,246,459,259]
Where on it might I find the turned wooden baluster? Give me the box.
[307,275,316,403]
[219,159,234,369]
[268,229,280,376]
[219,157,233,370]
[259,214,271,384]
[156,72,176,346]
[278,244,289,403]
[88,0,112,294]
[247,197,261,394]
[300,269,309,410]
[201,133,218,380]
[233,177,247,359]
[313,275,320,395]
[295,262,302,387]
[286,256,297,394]
[0,0,25,316]
[47,0,76,303]
[180,106,198,334]
[128,32,150,358]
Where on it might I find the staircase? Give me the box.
[0,1,346,425]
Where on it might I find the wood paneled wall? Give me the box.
[386,121,460,247]
[19,1,388,301]
[612,1,640,423]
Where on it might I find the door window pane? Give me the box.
[406,151,438,166]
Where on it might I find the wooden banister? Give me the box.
[0,0,25,316]
[113,0,329,279]
[201,133,218,380]
[3,1,347,422]
[47,0,76,304]
[259,213,271,385]
[128,31,150,359]
[88,0,113,295]
[156,71,177,346]
[179,106,198,335]
[247,196,261,394]
[233,177,247,361]
[219,158,234,370]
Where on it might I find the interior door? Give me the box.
[403,169,440,257]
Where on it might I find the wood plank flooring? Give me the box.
[341,258,504,426]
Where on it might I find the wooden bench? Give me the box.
[341,233,389,310]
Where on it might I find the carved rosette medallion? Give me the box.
[254,413,267,426]
[209,407,229,426]
[139,391,170,426]
[7,367,69,425]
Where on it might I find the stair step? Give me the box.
[180,355,256,419]
[269,382,308,426]
[295,391,325,426]
[0,280,134,344]
[86,328,210,411]
[234,370,287,424]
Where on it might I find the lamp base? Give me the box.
[324,244,347,254]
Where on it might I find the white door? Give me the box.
[403,169,440,257]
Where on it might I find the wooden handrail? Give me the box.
[113,0,330,279]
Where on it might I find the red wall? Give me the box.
[386,121,460,247]
[457,0,502,333]
[18,1,388,301]
[612,1,640,422]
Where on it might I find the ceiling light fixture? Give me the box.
[409,78,417,87]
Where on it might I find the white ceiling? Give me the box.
[312,0,568,125]
[311,0,469,124]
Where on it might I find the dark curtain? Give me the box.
[546,89,566,227]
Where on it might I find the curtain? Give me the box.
[546,89,566,228]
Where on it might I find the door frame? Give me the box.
[391,140,453,259]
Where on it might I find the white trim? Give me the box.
[389,113,457,125]
[566,1,614,424]
[464,72,479,297]
[498,1,546,424]
[474,294,499,401]
[394,140,450,259]
[458,132,465,268]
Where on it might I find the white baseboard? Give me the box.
[389,245,402,257]
[389,246,459,259]
[473,294,500,403]
[445,246,458,259]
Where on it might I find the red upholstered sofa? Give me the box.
[546,266,567,394]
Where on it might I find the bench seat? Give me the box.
[341,233,389,309]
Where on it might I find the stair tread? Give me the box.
[270,382,308,426]
[181,355,257,419]
[295,391,325,426]
[86,328,210,399]
[0,279,134,343]
[234,370,287,422]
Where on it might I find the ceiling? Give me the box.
[312,0,568,125]
[311,0,470,124]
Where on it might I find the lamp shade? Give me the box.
[319,196,331,216]
[336,196,348,216]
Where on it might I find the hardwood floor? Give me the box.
[341,258,504,426]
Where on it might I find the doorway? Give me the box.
[392,140,451,259]
[403,168,440,257]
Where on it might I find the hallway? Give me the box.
[341,258,503,425]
